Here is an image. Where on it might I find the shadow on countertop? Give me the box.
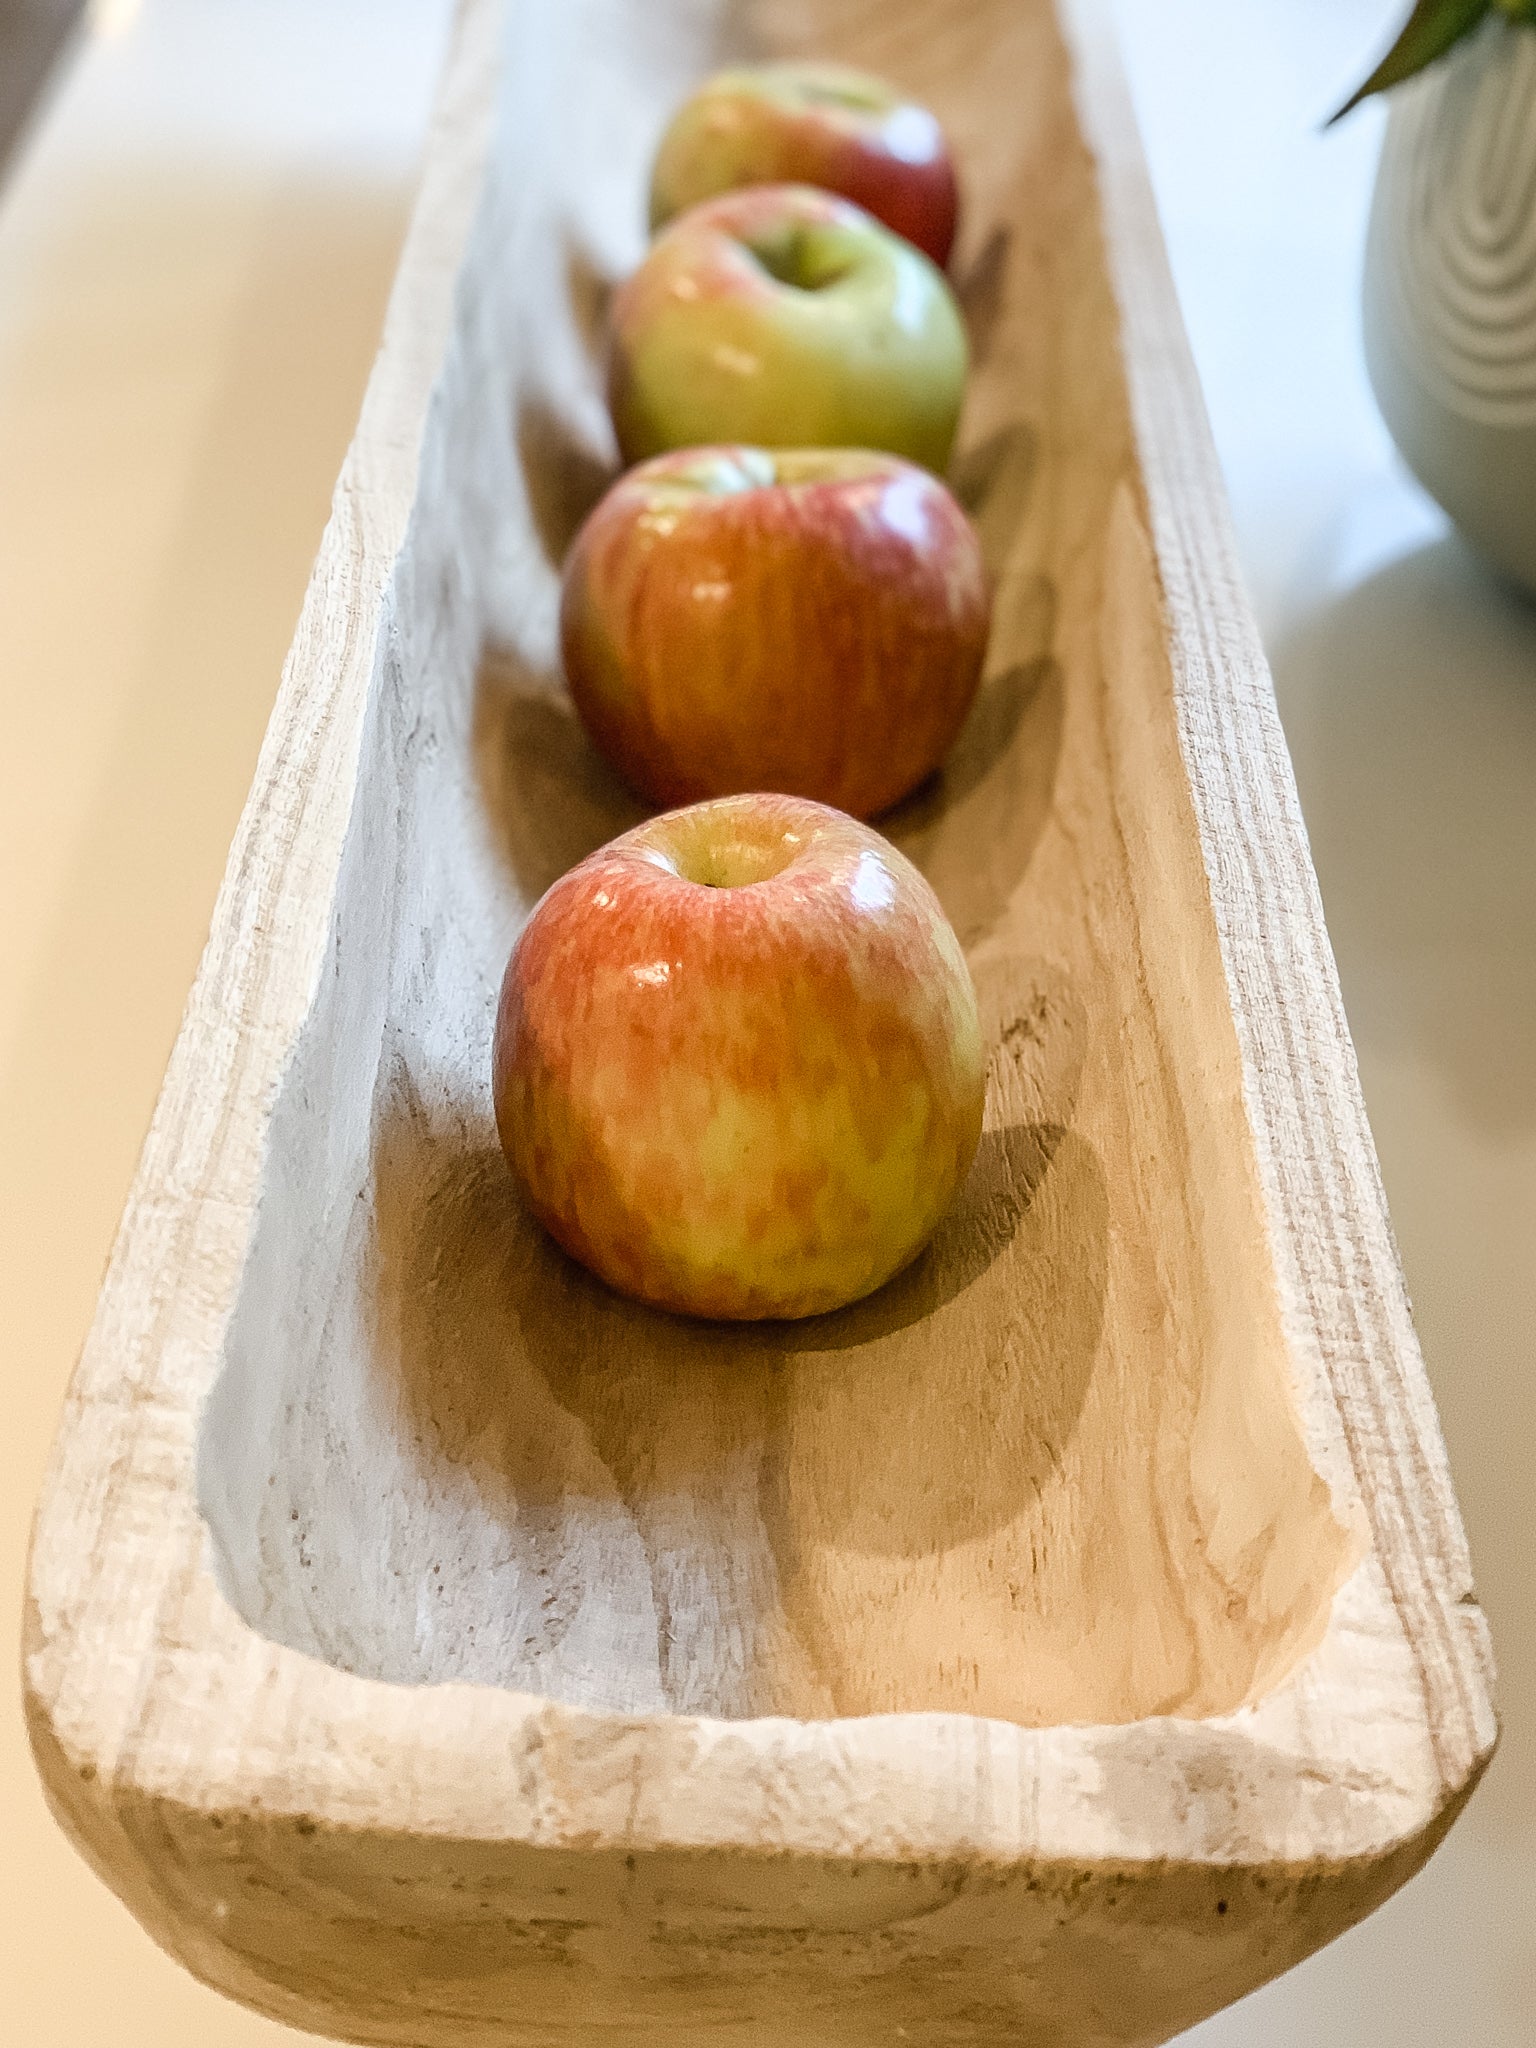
[1274,533,1536,1138]
[0,0,84,182]
[1272,528,1536,1854]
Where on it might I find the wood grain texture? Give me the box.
[23,1,1496,2043]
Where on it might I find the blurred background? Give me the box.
[0,1,1529,2043]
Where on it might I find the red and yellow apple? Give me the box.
[560,445,989,818]
[608,183,968,472]
[493,794,984,1321]
[649,62,960,270]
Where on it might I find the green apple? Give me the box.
[608,183,968,472]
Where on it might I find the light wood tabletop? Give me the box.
[3,2,1530,2043]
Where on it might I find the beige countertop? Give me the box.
[1,3,452,2041]
[3,2,1530,2042]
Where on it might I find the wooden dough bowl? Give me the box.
[24,1,1496,2042]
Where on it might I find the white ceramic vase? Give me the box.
[1364,18,1536,594]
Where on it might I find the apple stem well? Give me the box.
[648,816,807,889]
[743,221,858,292]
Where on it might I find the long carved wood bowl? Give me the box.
[23,1,1495,2042]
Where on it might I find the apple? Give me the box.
[649,61,960,270]
[607,183,968,472]
[560,445,989,819]
[493,793,985,1321]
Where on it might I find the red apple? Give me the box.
[560,445,989,818]
[608,183,967,472]
[493,794,984,1321]
[649,61,959,269]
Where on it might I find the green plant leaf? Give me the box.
[1329,0,1492,123]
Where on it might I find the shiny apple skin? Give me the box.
[561,446,989,819]
[492,794,984,1321]
[608,184,967,473]
[649,62,960,269]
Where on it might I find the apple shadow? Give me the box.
[886,654,1062,947]
[473,645,649,908]
[953,222,1011,371]
[563,240,613,371]
[474,596,1061,945]
[372,951,1088,1473]
[357,951,1103,1712]
[950,415,1039,576]
[515,394,620,572]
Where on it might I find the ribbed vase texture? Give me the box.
[1364,20,1536,591]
